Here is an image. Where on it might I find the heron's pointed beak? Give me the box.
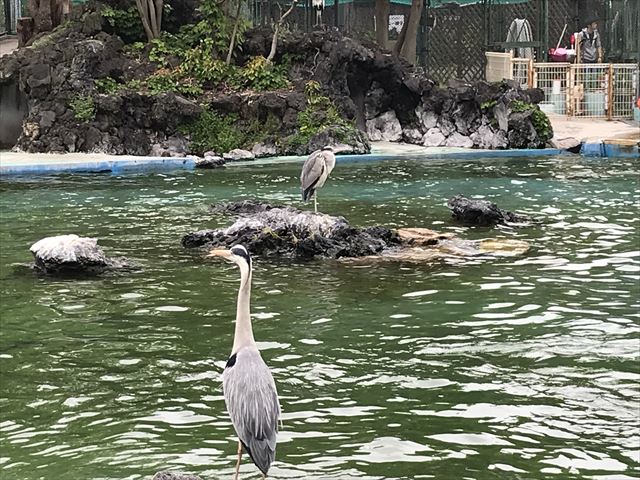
[207,248,232,259]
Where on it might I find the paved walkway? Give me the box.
[0,36,18,57]
[548,114,639,143]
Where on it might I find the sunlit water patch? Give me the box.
[1,155,639,479]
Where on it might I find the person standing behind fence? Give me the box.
[577,18,603,64]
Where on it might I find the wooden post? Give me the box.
[17,17,35,47]
[565,64,571,116]
[528,58,533,88]
[607,63,614,120]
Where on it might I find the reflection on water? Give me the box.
[1,155,639,479]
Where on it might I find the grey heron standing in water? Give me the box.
[300,146,336,213]
[207,245,280,479]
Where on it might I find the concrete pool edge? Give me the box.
[0,141,635,176]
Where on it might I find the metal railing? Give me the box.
[611,64,638,119]
[533,62,569,115]
[511,58,533,89]
[526,61,638,119]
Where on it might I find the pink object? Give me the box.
[549,47,568,62]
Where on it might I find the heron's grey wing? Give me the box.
[223,347,280,474]
[300,150,325,200]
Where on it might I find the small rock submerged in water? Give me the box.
[151,473,202,480]
[30,234,128,275]
[447,194,531,226]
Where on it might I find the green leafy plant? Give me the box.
[175,0,245,58]
[304,80,322,101]
[101,5,145,43]
[149,35,178,66]
[69,95,96,122]
[180,109,246,155]
[95,77,121,94]
[235,56,289,91]
[480,99,497,110]
[286,81,355,149]
[122,41,145,60]
[243,114,281,144]
[124,79,144,91]
[180,39,234,85]
[147,69,203,97]
[511,100,553,141]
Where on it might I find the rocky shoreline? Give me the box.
[0,5,554,158]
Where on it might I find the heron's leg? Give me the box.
[234,441,242,480]
[313,191,318,213]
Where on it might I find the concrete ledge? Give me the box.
[0,143,599,176]
[580,142,639,158]
[1,147,573,175]
[0,153,197,175]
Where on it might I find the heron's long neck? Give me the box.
[232,265,255,353]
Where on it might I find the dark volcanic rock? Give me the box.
[30,234,129,275]
[1,15,551,155]
[303,126,370,155]
[195,155,225,168]
[183,201,399,259]
[447,195,531,227]
[210,199,284,215]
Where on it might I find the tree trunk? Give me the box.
[135,0,162,41]
[226,0,243,65]
[25,0,67,39]
[267,0,298,62]
[374,0,389,49]
[392,14,408,56]
[400,0,422,63]
[392,0,422,64]
[17,17,35,47]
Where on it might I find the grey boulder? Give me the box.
[422,128,446,147]
[445,132,474,148]
[30,234,128,275]
[223,149,255,161]
[366,110,403,142]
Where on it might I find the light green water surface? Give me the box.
[0,155,638,480]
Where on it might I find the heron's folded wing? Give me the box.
[300,150,325,191]
[223,349,280,474]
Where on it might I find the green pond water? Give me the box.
[0,155,639,480]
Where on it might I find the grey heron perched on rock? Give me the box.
[207,245,280,479]
[312,0,324,26]
[300,146,336,213]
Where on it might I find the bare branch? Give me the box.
[267,0,298,62]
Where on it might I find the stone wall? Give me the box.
[0,15,552,157]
